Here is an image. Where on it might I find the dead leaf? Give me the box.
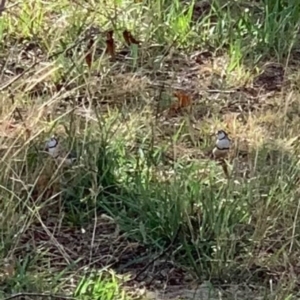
[123,30,140,46]
[105,30,116,60]
[85,39,95,68]
[168,91,192,115]
[173,90,192,108]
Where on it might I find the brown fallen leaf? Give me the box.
[105,30,116,60]
[173,90,192,108]
[168,91,192,116]
[123,29,140,46]
[85,39,95,68]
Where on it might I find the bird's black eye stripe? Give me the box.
[47,138,58,149]
[218,132,228,140]
[216,146,230,150]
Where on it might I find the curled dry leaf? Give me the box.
[168,91,192,115]
[105,30,116,59]
[123,30,140,46]
[173,91,192,108]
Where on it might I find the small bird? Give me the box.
[45,136,76,165]
[212,130,231,160]
[57,150,77,165]
[45,136,60,159]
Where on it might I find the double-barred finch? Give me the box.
[45,136,76,165]
[45,136,60,158]
[212,130,231,160]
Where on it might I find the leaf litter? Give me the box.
[0,13,293,300]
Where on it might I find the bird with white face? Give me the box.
[45,136,60,158]
[212,130,231,160]
[44,136,76,165]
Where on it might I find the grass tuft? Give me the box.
[1,0,300,299]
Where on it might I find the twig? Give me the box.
[0,0,6,16]
[289,195,300,254]
[4,292,75,300]
[206,89,237,94]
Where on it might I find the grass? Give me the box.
[1,0,300,299]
